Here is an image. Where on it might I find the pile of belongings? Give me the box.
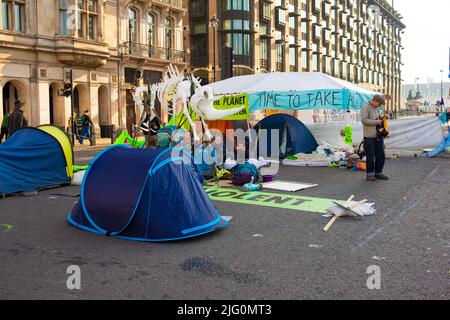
[217,157,270,187]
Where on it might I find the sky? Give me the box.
[395,0,450,85]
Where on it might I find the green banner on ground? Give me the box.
[204,186,344,214]
[213,94,250,120]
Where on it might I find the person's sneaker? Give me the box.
[375,174,389,180]
[366,176,376,181]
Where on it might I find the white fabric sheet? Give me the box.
[307,117,444,151]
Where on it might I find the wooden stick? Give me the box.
[323,196,354,233]
[323,216,338,232]
[323,197,367,232]
[348,199,367,209]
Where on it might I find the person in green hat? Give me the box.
[7,99,28,137]
[0,112,10,143]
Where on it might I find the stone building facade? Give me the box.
[185,0,404,113]
[0,0,188,136]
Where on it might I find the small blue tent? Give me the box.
[0,127,71,196]
[68,146,228,242]
[254,114,318,157]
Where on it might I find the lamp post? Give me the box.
[440,70,444,114]
[69,68,74,146]
[210,15,219,83]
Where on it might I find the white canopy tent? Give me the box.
[210,72,377,95]
[209,72,379,114]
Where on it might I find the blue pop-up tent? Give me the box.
[68,146,228,242]
[0,127,72,196]
[254,114,318,157]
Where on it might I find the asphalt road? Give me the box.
[0,150,449,300]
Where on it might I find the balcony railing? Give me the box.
[121,42,188,63]
[153,0,184,9]
[275,62,284,72]
[260,58,269,70]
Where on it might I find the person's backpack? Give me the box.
[157,127,174,149]
[231,163,259,186]
[357,141,366,160]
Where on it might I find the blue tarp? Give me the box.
[68,146,227,242]
[0,128,70,195]
[254,114,319,157]
[438,112,448,124]
[422,136,450,158]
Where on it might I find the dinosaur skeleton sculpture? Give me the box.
[134,64,245,142]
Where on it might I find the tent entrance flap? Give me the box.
[82,146,159,234]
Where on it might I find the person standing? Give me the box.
[361,95,389,181]
[0,112,10,143]
[7,100,28,137]
[68,112,77,134]
[79,110,93,145]
[140,107,160,148]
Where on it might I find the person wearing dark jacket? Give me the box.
[140,108,160,148]
[78,110,93,144]
[7,100,28,137]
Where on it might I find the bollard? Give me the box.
[89,125,97,146]
[110,125,116,145]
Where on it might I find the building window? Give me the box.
[223,13,252,65]
[59,0,68,36]
[148,13,155,46]
[77,0,98,40]
[348,64,354,81]
[190,0,206,17]
[224,0,250,11]
[322,56,330,74]
[276,42,284,71]
[192,34,207,59]
[289,47,297,71]
[13,0,24,31]
[2,0,11,30]
[276,7,286,25]
[260,37,269,70]
[128,7,137,43]
[193,22,207,34]
[88,15,95,39]
[301,50,308,71]
[223,19,251,31]
[2,0,25,32]
[164,18,173,50]
[312,54,319,72]
[226,33,250,56]
[336,60,342,78]
[262,1,271,20]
